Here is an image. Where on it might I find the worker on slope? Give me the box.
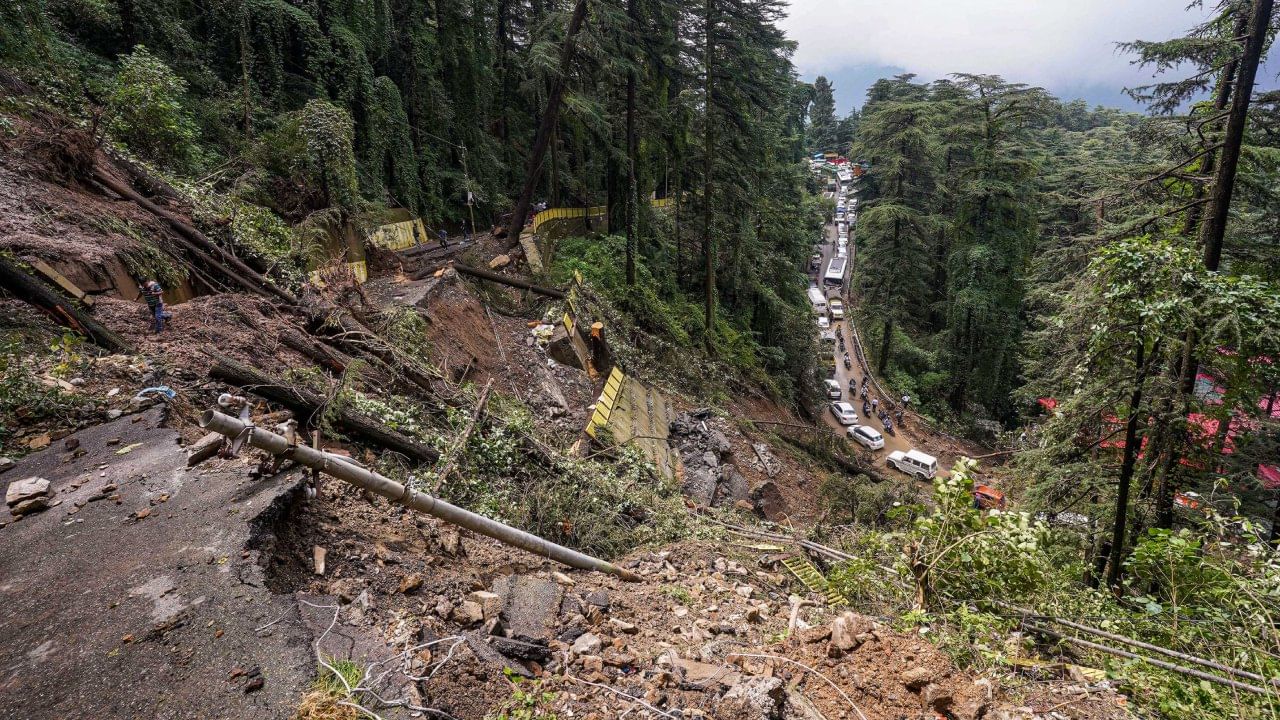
[142,279,171,333]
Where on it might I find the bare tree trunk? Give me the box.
[1107,336,1155,589]
[1199,0,1273,271]
[624,0,639,286]
[0,256,132,353]
[505,0,590,243]
[701,0,716,342]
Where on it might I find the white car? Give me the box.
[829,299,845,320]
[816,315,830,329]
[848,425,884,450]
[829,401,858,425]
[887,449,938,480]
[824,379,843,399]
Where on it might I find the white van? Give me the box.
[824,379,843,399]
[807,287,828,314]
[887,449,938,480]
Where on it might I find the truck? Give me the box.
[823,256,847,287]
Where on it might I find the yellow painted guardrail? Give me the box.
[585,366,626,440]
[530,198,676,234]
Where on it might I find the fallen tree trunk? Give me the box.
[200,408,640,581]
[0,255,132,353]
[307,307,446,406]
[92,167,299,305]
[432,379,493,492]
[208,355,438,464]
[453,263,566,299]
[279,328,355,374]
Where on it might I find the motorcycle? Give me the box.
[862,400,871,417]
[843,355,852,370]
[883,418,895,436]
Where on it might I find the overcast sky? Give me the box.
[781,0,1218,113]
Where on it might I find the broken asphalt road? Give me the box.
[0,408,317,720]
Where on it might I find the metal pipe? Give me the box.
[200,409,641,582]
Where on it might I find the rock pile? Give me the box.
[668,410,749,508]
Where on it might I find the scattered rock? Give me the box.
[492,575,564,643]
[570,632,602,656]
[106,410,123,420]
[609,618,638,634]
[829,612,871,654]
[0,457,13,474]
[900,666,935,690]
[399,574,424,595]
[10,497,50,516]
[7,477,52,516]
[585,589,610,610]
[751,481,790,522]
[488,254,511,269]
[62,438,80,452]
[580,654,604,673]
[26,434,51,450]
[551,571,575,586]
[453,601,484,625]
[674,657,741,689]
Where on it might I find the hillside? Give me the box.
[3,1,1280,719]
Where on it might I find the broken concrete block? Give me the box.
[453,601,484,625]
[6,477,50,507]
[469,590,502,619]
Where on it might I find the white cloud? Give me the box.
[782,0,1215,91]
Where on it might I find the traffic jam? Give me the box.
[808,152,939,483]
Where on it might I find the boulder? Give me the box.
[469,590,502,619]
[6,477,50,508]
[452,601,484,625]
[0,457,14,474]
[713,465,750,507]
[488,254,511,269]
[570,632,602,656]
[900,666,935,690]
[10,496,50,516]
[718,676,784,719]
[829,612,872,654]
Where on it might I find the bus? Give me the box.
[824,256,847,286]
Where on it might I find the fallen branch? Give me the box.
[432,379,492,492]
[561,673,683,719]
[0,255,132,353]
[1023,621,1275,696]
[93,166,299,305]
[996,601,1280,688]
[208,354,439,464]
[452,263,566,299]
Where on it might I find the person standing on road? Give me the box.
[437,228,449,248]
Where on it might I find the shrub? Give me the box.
[106,45,199,170]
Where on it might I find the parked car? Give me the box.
[848,425,884,450]
[824,379,843,399]
[816,315,830,329]
[887,449,938,479]
[809,252,822,271]
[829,401,858,425]
[829,299,845,320]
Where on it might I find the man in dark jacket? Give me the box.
[142,279,170,332]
